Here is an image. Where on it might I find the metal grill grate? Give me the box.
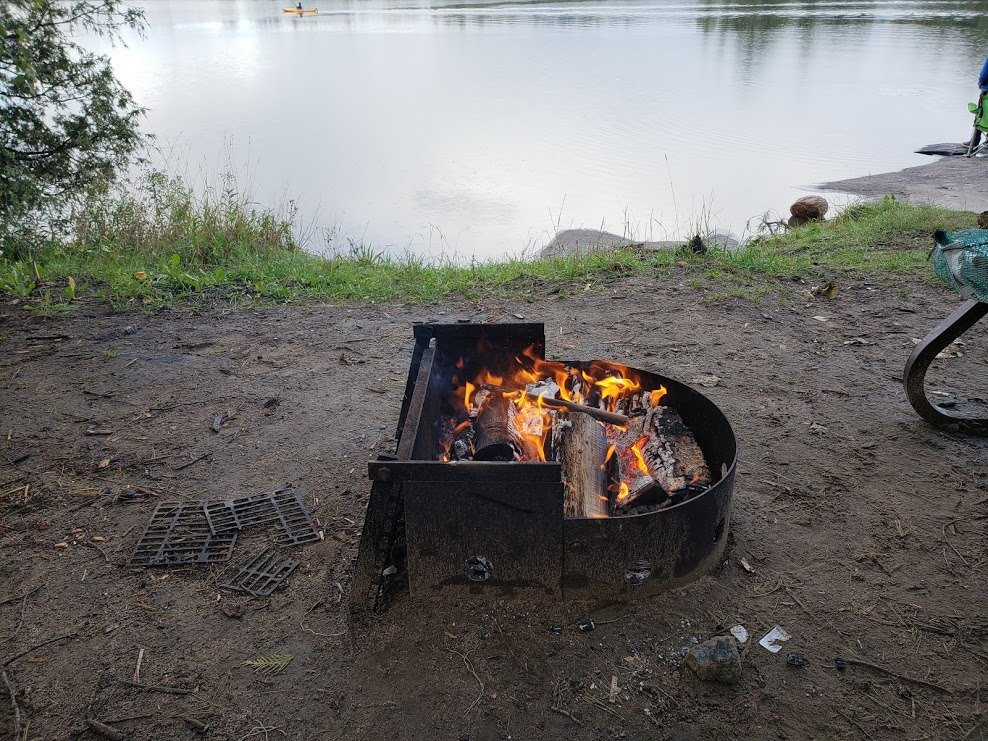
[129,502,238,566]
[222,548,300,596]
[203,485,319,546]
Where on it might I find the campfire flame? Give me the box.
[442,345,668,467]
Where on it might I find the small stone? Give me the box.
[786,652,808,668]
[685,635,742,684]
[124,325,137,335]
[548,626,562,636]
[835,657,847,672]
[790,195,829,221]
[578,618,595,632]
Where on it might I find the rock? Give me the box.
[685,635,742,684]
[790,195,829,223]
[539,228,682,258]
[978,211,988,229]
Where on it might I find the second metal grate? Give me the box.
[203,485,320,546]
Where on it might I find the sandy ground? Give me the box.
[1,275,987,740]
[823,157,988,213]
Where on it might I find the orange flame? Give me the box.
[650,386,667,406]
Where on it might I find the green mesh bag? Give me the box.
[932,229,988,303]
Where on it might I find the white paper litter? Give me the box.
[758,625,791,653]
[729,625,749,644]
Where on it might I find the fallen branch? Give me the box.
[845,658,953,694]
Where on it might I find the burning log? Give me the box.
[557,413,609,519]
[473,392,522,461]
[611,400,710,511]
[643,405,711,492]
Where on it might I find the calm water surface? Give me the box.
[102,1,988,258]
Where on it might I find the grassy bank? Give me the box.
[0,176,978,312]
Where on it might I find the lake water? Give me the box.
[100,1,988,259]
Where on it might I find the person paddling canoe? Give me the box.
[296,2,302,8]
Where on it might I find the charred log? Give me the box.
[644,406,711,492]
[617,475,668,510]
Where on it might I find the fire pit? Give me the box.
[351,323,737,614]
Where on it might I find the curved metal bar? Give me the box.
[903,298,988,431]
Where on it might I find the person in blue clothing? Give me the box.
[972,57,988,151]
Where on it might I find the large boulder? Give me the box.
[789,195,829,227]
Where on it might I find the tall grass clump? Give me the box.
[73,170,299,264]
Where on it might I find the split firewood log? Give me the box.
[473,392,522,461]
[556,412,609,519]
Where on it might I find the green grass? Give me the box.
[0,178,978,312]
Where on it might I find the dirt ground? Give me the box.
[1,275,986,740]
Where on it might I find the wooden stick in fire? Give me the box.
[524,391,630,426]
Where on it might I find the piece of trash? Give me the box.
[739,557,756,574]
[835,657,847,672]
[758,626,792,653]
[809,421,829,434]
[812,315,829,322]
[53,542,68,548]
[608,675,618,702]
[812,281,838,299]
[381,565,398,577]
[578,618,595,632]
[548,626,562,635]
[692,374,720,388]
[729,625,748,644]
[262,397,280,409]
[98,458,111,469]
[786,652,808,667]
[843,337,875,346]
[211,414,225,433]
[686,635,743,684]
[117,487,141,503]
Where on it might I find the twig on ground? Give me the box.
[2,632,78,667]
[2,668,21,741]
[84,540,111,563]
[133,648,145,683]
[840,711,874,739]
[846,658,953,694]
[0,585,41,608]
[174,453,211,471]
[300,622,345,639]
[87,718,128,740]
[116,679,193,695]
[237,725,283,741]
[447,645,484,713]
